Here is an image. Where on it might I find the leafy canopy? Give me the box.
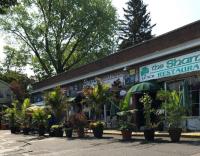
[0,0,117,80]
[0,0,17,14]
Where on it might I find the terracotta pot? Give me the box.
[121,130,132,140]
[144,128,155,141]
[168,128,182,142]
[1,124,8,130]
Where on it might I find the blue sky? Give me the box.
[0,0,200,74]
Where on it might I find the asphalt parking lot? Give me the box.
[0,130,200,156]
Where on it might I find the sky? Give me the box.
[112,0,200,35]
[0,0,200,75]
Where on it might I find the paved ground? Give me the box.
[0,130,200,156]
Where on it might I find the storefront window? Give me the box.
[167,77,200,117]
[188,77,200,116]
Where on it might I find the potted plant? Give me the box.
[32,108,48,136]
[70,112,88,138]
[4,101,21,134]
[117,110,136,140]
[119,123,134,140]
[50,125,64,137]
[139,93,155,141]
[89,121,104,138]
[64,121,73,138]
[22,122,30,135]
[20,99,31,135]
[157,90,186,142]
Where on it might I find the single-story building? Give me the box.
[31,20,200,130]
[0,80,13,107]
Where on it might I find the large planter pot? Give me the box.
[121,130,132,140]
[168,128,182,142]
[50,128,63,137]
[77,128,85,138]
[10,126,20,134]
[65,128,73,138]
[38,125,46,136]
[144,128,155,141]
[93,128,103,138]
[23,127,30,135]
[1,124,8,130]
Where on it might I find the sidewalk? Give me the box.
[90,130,200,138]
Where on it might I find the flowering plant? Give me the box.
[139,93,155,129]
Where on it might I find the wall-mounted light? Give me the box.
[123,66,127,71]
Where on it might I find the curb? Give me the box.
[88,130,200,138]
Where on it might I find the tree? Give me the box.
[1,46,30,73]
[119,0,155,50]
[0,0,17,14]
[0,0,117,79]
[0,71,34,101]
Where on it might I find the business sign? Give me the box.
[139,51,200,82]
[83,72,124,87]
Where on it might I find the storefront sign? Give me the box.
[129,69,136,75]
[139,51,200,82]
[83,72,124,87]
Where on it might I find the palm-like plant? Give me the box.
[157,90,186,128]
[5,100,21,130]
[32,108,48,126]
[32,108,48,136]
[20,98,31,126]
[45,86,67,124]
[83,79,112,119]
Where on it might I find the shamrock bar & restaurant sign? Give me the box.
[139,51,200,82]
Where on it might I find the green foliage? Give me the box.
[139,93,154,128]
[32,108,48,126]
[4,100,21,127]
[0,71,34,102]
[120,90,132,111]
[50,124,63,129]
[89,121,104,130]
[0,0,18,14]
[157,90,186,128]
[117,109,136,131]
[119,0,155,49]
[20,98,31,126]
[45,86,67,124]
[0,0,118,79]
[119,123,135,131]
[1,46,30,73]
[83,79,112,118]
[4,98,31,127]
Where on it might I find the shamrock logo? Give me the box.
[141,67,149,76]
